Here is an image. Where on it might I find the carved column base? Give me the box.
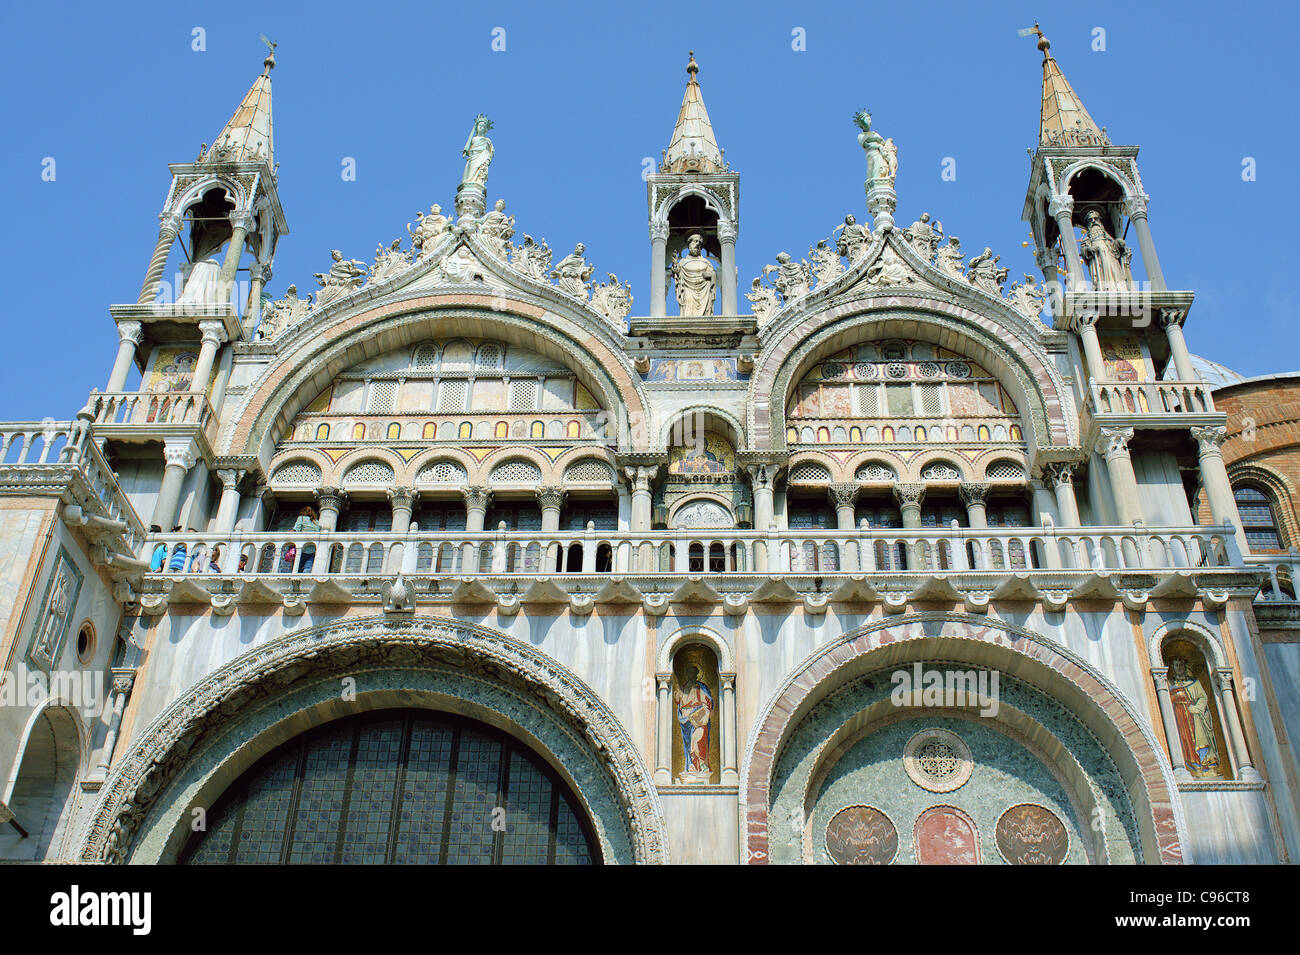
[866,182,897,231]
[455,182,487,223]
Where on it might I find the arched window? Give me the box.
[179,710,600,865]
[1234,485,1284,551]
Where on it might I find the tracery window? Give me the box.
[179,710,599,865]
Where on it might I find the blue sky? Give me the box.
[1,0,1295,420]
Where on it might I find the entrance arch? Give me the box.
[741,613,1188,865]
[0,704,83,861]
[80,616,667,864]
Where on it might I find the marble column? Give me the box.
[625,467,655,571]
[251,484,276,532]
[720,673,738,784]
[315,486,346,532]
[461,486,491,569]
[387,487,418,572]
[151,440,195,530]
[106,321,144,393]
[747,464,779,572]
[1048,194,1086,290]
[244,260,270,338]
[828,483,859,571]
[1123,195,1166,291]
[1095,428,1142,526]
[137,213,183,304]
[537,486,567,572]
[650,222,668,317]
[1192,426,1249,555]
[718,219,738,315]
[214,468,246,534]
[1030,479,1056,528]
[958,482,989,528]
[190,321,226,396]
[894,483,925,569]
[217,212,254,305]
[1160,308,1198,381]
[654,674,673,785]
[90,669,135,780]
[1216,670,1260,781]
[1044,463,1081,527]
[1151,668,1191,780]
[1077,313,1108,384]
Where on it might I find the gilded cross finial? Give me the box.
[259,33,277,73]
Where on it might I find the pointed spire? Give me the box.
[1032,25,1108,147]
[663,51,725,174]
[204,44,275,165]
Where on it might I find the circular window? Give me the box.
[853,361,877,380]
[945,361,972,378]
[886,362,908,379]
[825,805,898,865]
[76,622,95,664]
[821,361,846,380]
[903,727,973,793]
[917,361,941,378]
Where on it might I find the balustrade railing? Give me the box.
[86,390,218,442]
[1246,552,1300,602]
[140,523,1243,579]
[1089,379,1215,417]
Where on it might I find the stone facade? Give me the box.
[0,40,1297,866]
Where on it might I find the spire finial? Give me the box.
[686,50,699,82]
[260,33,277,74]
[1034,23,1050,59]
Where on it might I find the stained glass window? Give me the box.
[181,710,599,865]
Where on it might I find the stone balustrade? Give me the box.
[85,390,219,444]
[1088,379,1216,417]
[141,522,1242,580]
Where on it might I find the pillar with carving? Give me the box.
[828,483,859,570]
[1215,670,1260,781]
[315,486,346,532]
[1160,308,1198,382]
[151,440,196,530]
[217,211,255,305]
[461,486,491,569]
[137,213,183,304]
[1192,426,1248,555]
[1048,194,1086,290]
[1043,462,1081,527]
[1151,668,1191,780]
[190,321,226,396]
[718,219,738,315]
[1095,428,1141,526]
[106,321,144,393]
[650,221,668,317]
[214,468,246,533]
[1123,194,1166,291]
[958,482,989,529]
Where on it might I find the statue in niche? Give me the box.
[765,252,811,304]
[746,277,780,323]
[590,273,633,322]
[461,114,495,186]
[258,284,312,340]
[1006,274,1047,319]
[408,205,451,257]
[512,234,553,281]
[935,235,966,280]
[672,233,717,316]
[32,565,74,667]
[903,212,942,261]
[1164,644,1227,779]
[313,250,368,307]
[178,229,227,305]
[966,247,1009,296]
[1079,207,1134,291]
[834,214,871,263]
[551,243,595,299]
[809,239,844,286]
[368,239,411,285]
[672,644,718,784]
[478,198,515,259]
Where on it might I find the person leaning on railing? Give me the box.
[290,506,321,573]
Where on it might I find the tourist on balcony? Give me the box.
[279,542,297,574]
[208,546,222,574]
[188,542,208,573]
[149,526,166,572]
[237,553,248,573]
[292,507,320,572]
[167,527,187,573]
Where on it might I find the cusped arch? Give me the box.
[1056,159,1140,203]
[749,303,1074,459]
[651,182,732,232]
[226,294,649,466]
[172,176,251,218]
[79,615,668,865]
[740,613,1189,865]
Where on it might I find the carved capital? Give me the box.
[197,320,226,347]
[1122,194,1150,219]
[116,321,144,346]
[958,482,990,507]
[461,486,492,511]
[229,211,256,233]
[536,485,568,511]
[110,667,137,697]
[1215,669,1235,692]
[1047,194,1074,219]
[1150,667,1169,692]
[162,440,196,471]
[1076,311,1101,329]
[1191,426,1228,456]
[316,486,347,512]
[893,483,925,508]
[744,463,780,491]
[1094,428,1134,462]
[1158,307,1187,330]
[1042,462,1077,488]
[216,468,245,490]
[387,486,419,511]
[159,212,184,235]
[649,221,670,242]
[716,219,738,243]
[827,483,860,508]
